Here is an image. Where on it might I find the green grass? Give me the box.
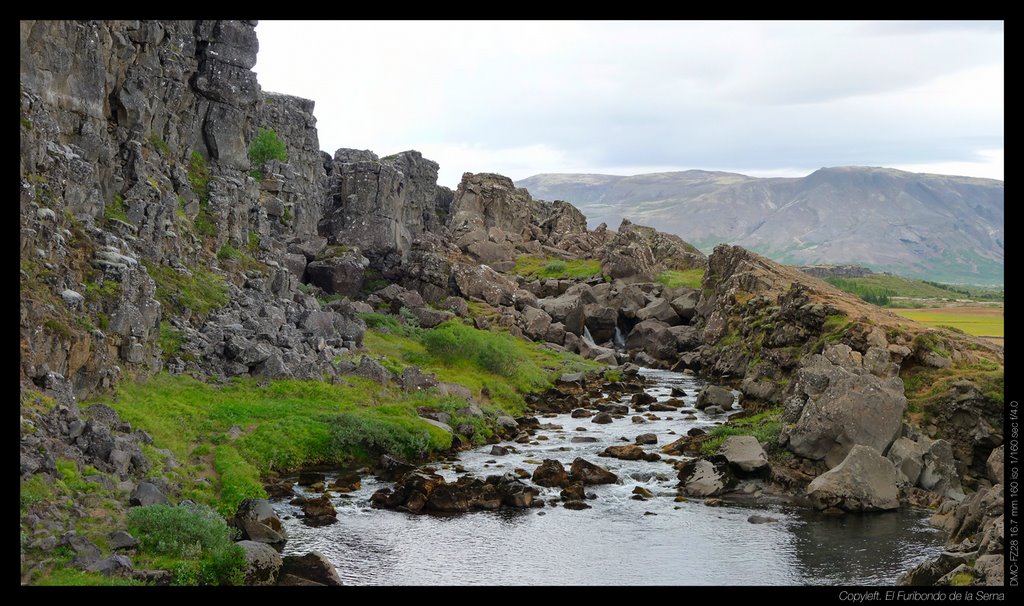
[188,151,209,203]
[894,309,1003,338]
[360,319,598,414]
[37,569,144,586]
[511,255,603,280]
[127,504,244,585]
[158,321,185,359]
[656,268,705,289]
[148,132,171,156]
[699,408,783,457]
[216,244,241,261]
[86,372,470,514]
[104,193,129,224]
[143,261,229,317]
[213,446,266,516]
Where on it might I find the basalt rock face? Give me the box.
[448,172,609,269]
[599,218,706,280]
[319,149,450,276]
[19,20,356,393]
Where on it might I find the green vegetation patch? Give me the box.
[656,268,705,289]
[699,408,783,457]
[143,261,229,317]
[158,321,185,359]
[104,193,129,224]
[511,255,603,280]
[248,128,288,180]
[127,504,245,586]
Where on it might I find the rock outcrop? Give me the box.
[805,445,899,512]
[781,344,906,469]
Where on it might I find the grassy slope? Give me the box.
[84,318,599,517]
[656,268,705,289]
[511,255,604,280]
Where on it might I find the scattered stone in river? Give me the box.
[537,435,549,440]
[301,494,337,526]
[635,433,657,445]
[331,473,361,493]
[649,402,677,412]
[592,412,613,424]
[297,472,325,486]
[514,468,530,479]
[537,511,545,516]
[571,436,598,443]
[671,387,687,397]
[560,482,586,500]
[687,428,706,437]
[532,459,571,488]
[571,409,593,418]
[632,416,647,424]
[523,459,542,465]
[576,427,587,431]
[569,457,618,485]
[632,486,655,500]
[644,511,657,516]
[748,515,778,524]
[631,393,657,406]
[490,445,510,456]
[308,482,325,492]
[674,496,688,502]
[703,498,724,507]
[563,500,591,510]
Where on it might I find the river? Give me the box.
[273,368,944,585]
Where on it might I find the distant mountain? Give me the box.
[516,167,1004,285]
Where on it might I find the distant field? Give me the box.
[892,306,1004,338]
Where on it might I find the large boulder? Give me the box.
[521,306,553,341]
[669,289,700,323]
[887,436,929,486]
[806,445,899,512]
[280,552,342,586]
[636,298,681,326]
[129,482,170,507]
[451,262,518,307]
[238,540,283,586]
[532,459,570,488]
[540,291,585,336]
[233,498,287,545]
[695,385,734,410]
[919,439,964,501]
[782,345,906,469]
[305,252,369,297]
[718,436,768,473]
[583,304,619,344]
[677,458,734,497]
[569,458,618,485]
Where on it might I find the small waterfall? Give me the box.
[582,326,596,345]
[613,326,626,350]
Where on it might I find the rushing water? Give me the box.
[274,368,944,585]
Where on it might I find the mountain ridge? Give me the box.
[517,166,1004,285]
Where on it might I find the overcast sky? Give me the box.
[253,20,1003,188]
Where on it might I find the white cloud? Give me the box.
[253,20,1003,182]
